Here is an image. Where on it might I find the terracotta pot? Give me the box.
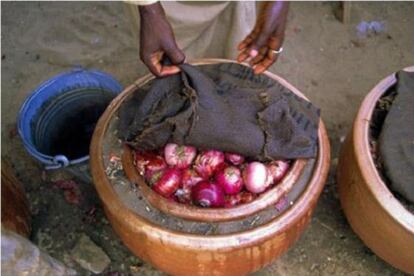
[337,66,414,274]
[91,59,330,275]
[1,161,31,237]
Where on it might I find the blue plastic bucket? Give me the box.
[18,68,122,173]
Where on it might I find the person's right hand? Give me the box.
[139,3,185,77]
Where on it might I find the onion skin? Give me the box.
[164,143,197,169]
[194,150,225,179]
[267,160,290,184]
[176,169,203,204]
[191,181,225,208]
[274,196,289,212]
[175,188,192,204]
[225,153,245,166]
[225,191,256,207]
[135,150,166,176]
[181,169,203,188]
[153,168,182,198]
[215,166,244,195]
[146,169,165,186]
[243,162,269,194]
[240,191,256,204]
[224,194,242,207]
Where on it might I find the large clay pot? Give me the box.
[91,59,330,275]
[337,66,414,274]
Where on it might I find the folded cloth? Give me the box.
[118,63,320,161]
[379,70,414,203]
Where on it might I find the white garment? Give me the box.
[125,1,257,60]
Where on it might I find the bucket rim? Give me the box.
[17,67,122,169]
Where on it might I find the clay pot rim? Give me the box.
[353,65,414,231]
[90,58,330,249]
[123,148,307,223]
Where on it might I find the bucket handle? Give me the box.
[45,155,70,170]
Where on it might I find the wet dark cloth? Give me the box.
[379,71,414,203]
[118,63,320,160]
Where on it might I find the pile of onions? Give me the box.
[134,144,291,208]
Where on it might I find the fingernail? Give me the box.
[249,49,258,58]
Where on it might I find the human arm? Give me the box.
[138,2,185,77]
[237,1,289,74]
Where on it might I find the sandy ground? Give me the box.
[2,1,414,275]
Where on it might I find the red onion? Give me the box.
[225,152,245,166]
[164,143,196,169]
[267,160,290,184]
[240,191,256,204]
[243,162,269,194]
[152,168,182,198]
[215,166,243,195]
[181,168,203,188]
[194,150,225,179]
[175,187,192,204]
[224,191,257,207]
[224,194,242,208]
[191,181,225,208]
[175,169,203,204]
[135,150,166,176]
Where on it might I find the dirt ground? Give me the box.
[2,2,414,275]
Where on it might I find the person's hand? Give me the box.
[237,1,289,74]
[139,3,185,77]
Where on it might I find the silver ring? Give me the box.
[271,47,284,55]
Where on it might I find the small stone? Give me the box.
[130,265,141,273]
[2,54,5,60]
[35,54,40,60]
[71,234,110,274]
[351,40,365,48]
[310,263,319,271]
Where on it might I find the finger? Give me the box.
[151,51,181,77]
[237,48,251,63]
[253,54,277,75]
[247,29,271,58]
[142,51,163,77]
[267,35,283,51]
[160,65,181,76]
[238,34,254,51]
[164,43,186,64]
[238,27,260,50]
[249,46,268,66]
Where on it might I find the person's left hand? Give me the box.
[237,1,289,74]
